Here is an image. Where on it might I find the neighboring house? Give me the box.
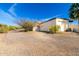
[69,24,78,31]
[33,18,70,32]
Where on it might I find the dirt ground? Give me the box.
[0,31,79,56]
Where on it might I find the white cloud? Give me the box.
[0,9,16,25]
[8,3,17,17]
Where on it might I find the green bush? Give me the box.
[0,24,9,33]
[22,21,34,31]
[8,26,19,30]
[49,25,60,33]
[0,24,20,33]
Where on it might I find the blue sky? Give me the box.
[0,3,77,25]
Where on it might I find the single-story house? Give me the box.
[33,18,72,32]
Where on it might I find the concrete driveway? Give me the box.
[0,31,79,56]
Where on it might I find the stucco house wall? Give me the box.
[56,18,68,31]
[33,18,69,32]
[40,20,56,31]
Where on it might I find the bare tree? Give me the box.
[15,19,35,31]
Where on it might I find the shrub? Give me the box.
[0,24,9,33]
[0,24,20,33]
[49,25,60,33]
[8,26,19,30]
[16,19,35,31]
[65,28,72,32]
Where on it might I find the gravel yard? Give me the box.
[0,31,79,56]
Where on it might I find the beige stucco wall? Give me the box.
[69,24,78,30]
[56,18,68,32]
[40,20,56,31]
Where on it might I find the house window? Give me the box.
[61,21,65,24]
